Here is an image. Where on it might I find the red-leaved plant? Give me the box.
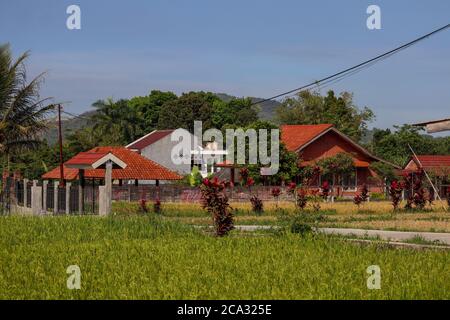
[321,180,330,201]
[239,168,249,186]
[287,182,297,194]
[200,177,234,236]
[447,187,450,209]
[353,194,363,208]
[360,184,369,202]
[139,199,148,213]
[153,198,162,214]
[250,195,264,214]
[389,180,403,210]
[296,188,308,210]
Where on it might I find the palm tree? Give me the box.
[0,43,55,172]
[92,98,144,145]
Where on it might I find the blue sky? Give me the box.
[1,0,449,131]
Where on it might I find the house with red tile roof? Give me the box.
[281,124,399,196]
[404,155,450,197]
[126,129,194,175]
[42,146,182,183]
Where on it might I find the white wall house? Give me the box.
[126,130,228,178]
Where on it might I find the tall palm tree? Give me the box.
[92,98,144,145]
[0,44,55,171]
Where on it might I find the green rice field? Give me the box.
[0,215,449,299]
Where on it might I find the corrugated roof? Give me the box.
[281,124,334,151]
[42,146,182,181]
[126,130,174,151]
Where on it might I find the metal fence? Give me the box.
[111,184,387,203]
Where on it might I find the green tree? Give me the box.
[128,90,177,132]
[369,125,450,166]
[0,44,55,172]
[276,90,374,142]
[157,91,220,132]
[229,121,300,185]
[91,98,144,145]
[211,98,259,129]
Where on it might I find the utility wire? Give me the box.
[61,110,93,122]
[251,23,450,106]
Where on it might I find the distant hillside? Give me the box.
[43,110,96,145]
[43,94,280,144]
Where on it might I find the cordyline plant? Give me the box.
[389,180,403,210]
[354,184,369,209]
[271,187,281,209]
[447,187,450,210]
[310,189,321,211]
[353,194,363,208]
[153,198,162,214]
[296,188,308,210]
[360,184,369,202]
[200,177,234,237]
[250,195,264,214]
[138,199,148,213]
[403,170,427,210]
[321,181,330,201]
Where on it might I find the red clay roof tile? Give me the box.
[42,146,182,181]
[281,124,333,151]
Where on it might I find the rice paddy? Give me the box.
[0,214,449,299]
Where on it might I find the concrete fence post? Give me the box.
[42,180,48,214]
[31,185,42,215]
[65,182,71,214]
[54,181,59,214]
[23,178,29,207]
[98,186,107,216]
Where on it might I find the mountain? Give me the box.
[43,110,96,145]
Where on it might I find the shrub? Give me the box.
[360,184,369,202]
[353,194,363,208]
[287,211,324,236]
[447,187,450,210]
[310,189,322,211]
[287,182,297,194]
[138,199,148,213]
[153,198,162,214]
[296,188,308,210]
[389,180,403,210]
[250,195,263,214]
[200,177,234,237]
[271,187,281,198]
[321,181,330,201]
[370,192,387,201]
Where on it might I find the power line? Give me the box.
[251,23,450,106]
[61,110,93,122]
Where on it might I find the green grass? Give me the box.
[0,215,449,299]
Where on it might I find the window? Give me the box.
[319,170,357,190]
[340,170,357,190]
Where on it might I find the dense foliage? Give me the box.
[0,44,54,173]
[276,90,374,142]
